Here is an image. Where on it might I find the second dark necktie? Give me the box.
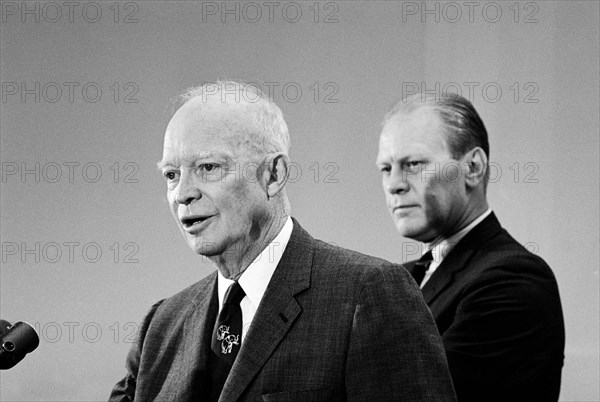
[412,250,434,286]
[211,281,246,365]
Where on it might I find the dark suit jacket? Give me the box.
[109,220,457,401]
[406,213,565,402]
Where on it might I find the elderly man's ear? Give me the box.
[464,147,488,187]
[263,153,290,198]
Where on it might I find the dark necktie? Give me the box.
[211,282,246,366]
[412,250,433,286]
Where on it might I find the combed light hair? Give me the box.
[173,80,290,156]
[383,93,489,161]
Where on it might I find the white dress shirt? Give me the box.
[217,216,293,340]
[420,209,492,288]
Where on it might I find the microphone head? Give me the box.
[0,321,40,370]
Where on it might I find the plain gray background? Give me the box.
[1,1,598,400]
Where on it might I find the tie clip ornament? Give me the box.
[216,325,240,354]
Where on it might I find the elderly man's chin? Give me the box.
[183,235,222,257]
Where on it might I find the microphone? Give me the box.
[0,320,40,369]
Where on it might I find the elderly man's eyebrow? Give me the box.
[191,151,220,160]
[156,152,227,170]
[156,159,176,170]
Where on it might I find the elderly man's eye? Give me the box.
[200,164,219,172]
[164,171,178,181]
[378,165,391,174]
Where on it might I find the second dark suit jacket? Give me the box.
[110,220,457,401]
[406,213,565,402]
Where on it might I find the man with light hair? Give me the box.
[109,81,457,401]
[376,92,565,401]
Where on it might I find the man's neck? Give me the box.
[210,212,290,280]
[428,200,489,248]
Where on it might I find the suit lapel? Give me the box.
[179,273,219,394]
[421,213,503,304]
[219,220,314,402]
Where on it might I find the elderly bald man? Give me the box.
[109,81,456,402]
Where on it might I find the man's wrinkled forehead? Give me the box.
[162,97,262,164]
[387,106,442,129]
[379,107,452,157]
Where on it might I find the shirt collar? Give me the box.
[426,209,492,264]
[217,216,294,309]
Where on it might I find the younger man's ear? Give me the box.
[464,147,488,187]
